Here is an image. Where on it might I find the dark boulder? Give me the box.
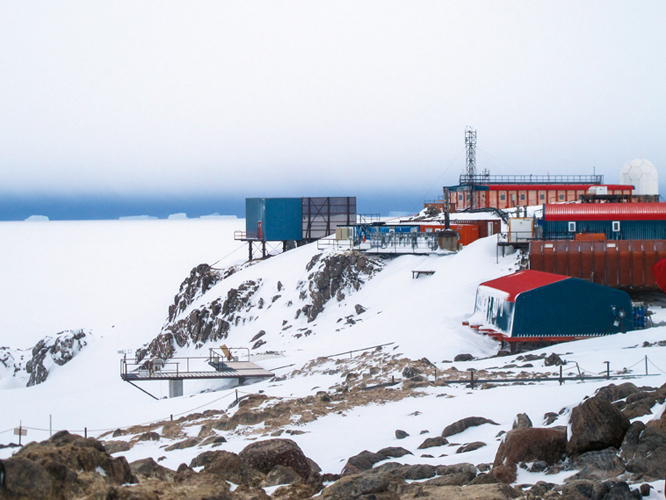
[512,413,532,429]
[196,450,265,487]
[2,457,53,499]
[567,397,630,456]
[456,442,486,454]
[492,427,567,483]
[129,457,175,482]
[376,447,412,458]
[394,429,409,439]
[417,436,449,449]
[442,416,499,438]
[341,450,387,475]
[261,464,302,487]
[568,448,626,481]
[454,354,474,362]
[622,425,666,480]
[595,382,641,403]
[238,438,312,480]
[544,353,565,366]
[427,463,477,486]
[320,472,393,499]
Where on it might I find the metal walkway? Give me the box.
[121,362,274,381]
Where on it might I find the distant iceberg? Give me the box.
[167,213,188,220]
[25,215,49,221]
[200,213,237,220]
[119,215,158,220]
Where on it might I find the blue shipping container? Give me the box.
[246,198,303,241]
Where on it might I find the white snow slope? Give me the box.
[0,219,664,497]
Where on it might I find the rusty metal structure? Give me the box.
[529,240,666,290]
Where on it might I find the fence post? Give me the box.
[559,366,563,386]
[645,355,648,375]
[604,361,610,379]
[235,389,238,403]
[469,369,476,389]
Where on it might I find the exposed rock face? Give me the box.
[442,416,499,438]
[25,329,90,386]
[299,252,382,323]
[492,427,567,483]
[137,277,262,362]
[0,330,91,387]
[568,397,630,456]
[136,252,382,361]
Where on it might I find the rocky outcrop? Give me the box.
[1,431,135,499]
[299,252,382,322]
[26,330,90,386]
[137,278,262,362]
[0,329,91,387]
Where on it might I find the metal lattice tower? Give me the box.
[465,127,477,208]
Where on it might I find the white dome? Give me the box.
[620,158,659,196]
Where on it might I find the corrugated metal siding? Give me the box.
[543,220,666,240]
[545,203,666,221]
[264,198,302,241]
[530,240,666,289]
[512,279,632,338]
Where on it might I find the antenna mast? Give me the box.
[465,127,477,209]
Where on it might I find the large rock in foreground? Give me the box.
[491,427,567,483]
[238,438,313,481]
[1,430,135,499]
[567,397,630,457]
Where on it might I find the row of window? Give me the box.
[568,221,621,232]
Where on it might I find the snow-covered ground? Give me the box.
[0,219,664,497]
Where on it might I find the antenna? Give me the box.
[465,127,477,208]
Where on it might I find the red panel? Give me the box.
[653,259,666,293]
[545,203,666,221]
[479,270,570,302]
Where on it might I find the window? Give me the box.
[539,194,545,200]
[459,193,463,201]
[612,221,620,232]
[520,194,526,201]
[568,222,576,232]
[559,194,565,201]
[500,194,506,201]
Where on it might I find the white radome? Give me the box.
[620,158,659,195]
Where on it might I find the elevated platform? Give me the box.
[121,362,274,381]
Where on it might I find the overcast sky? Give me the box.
[1,1,665,207]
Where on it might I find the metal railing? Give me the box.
[459,174,604,185]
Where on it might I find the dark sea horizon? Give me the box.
[0,190,429,221]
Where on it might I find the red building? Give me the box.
[445,174,633,211]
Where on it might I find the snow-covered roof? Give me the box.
[478,270,570,302]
